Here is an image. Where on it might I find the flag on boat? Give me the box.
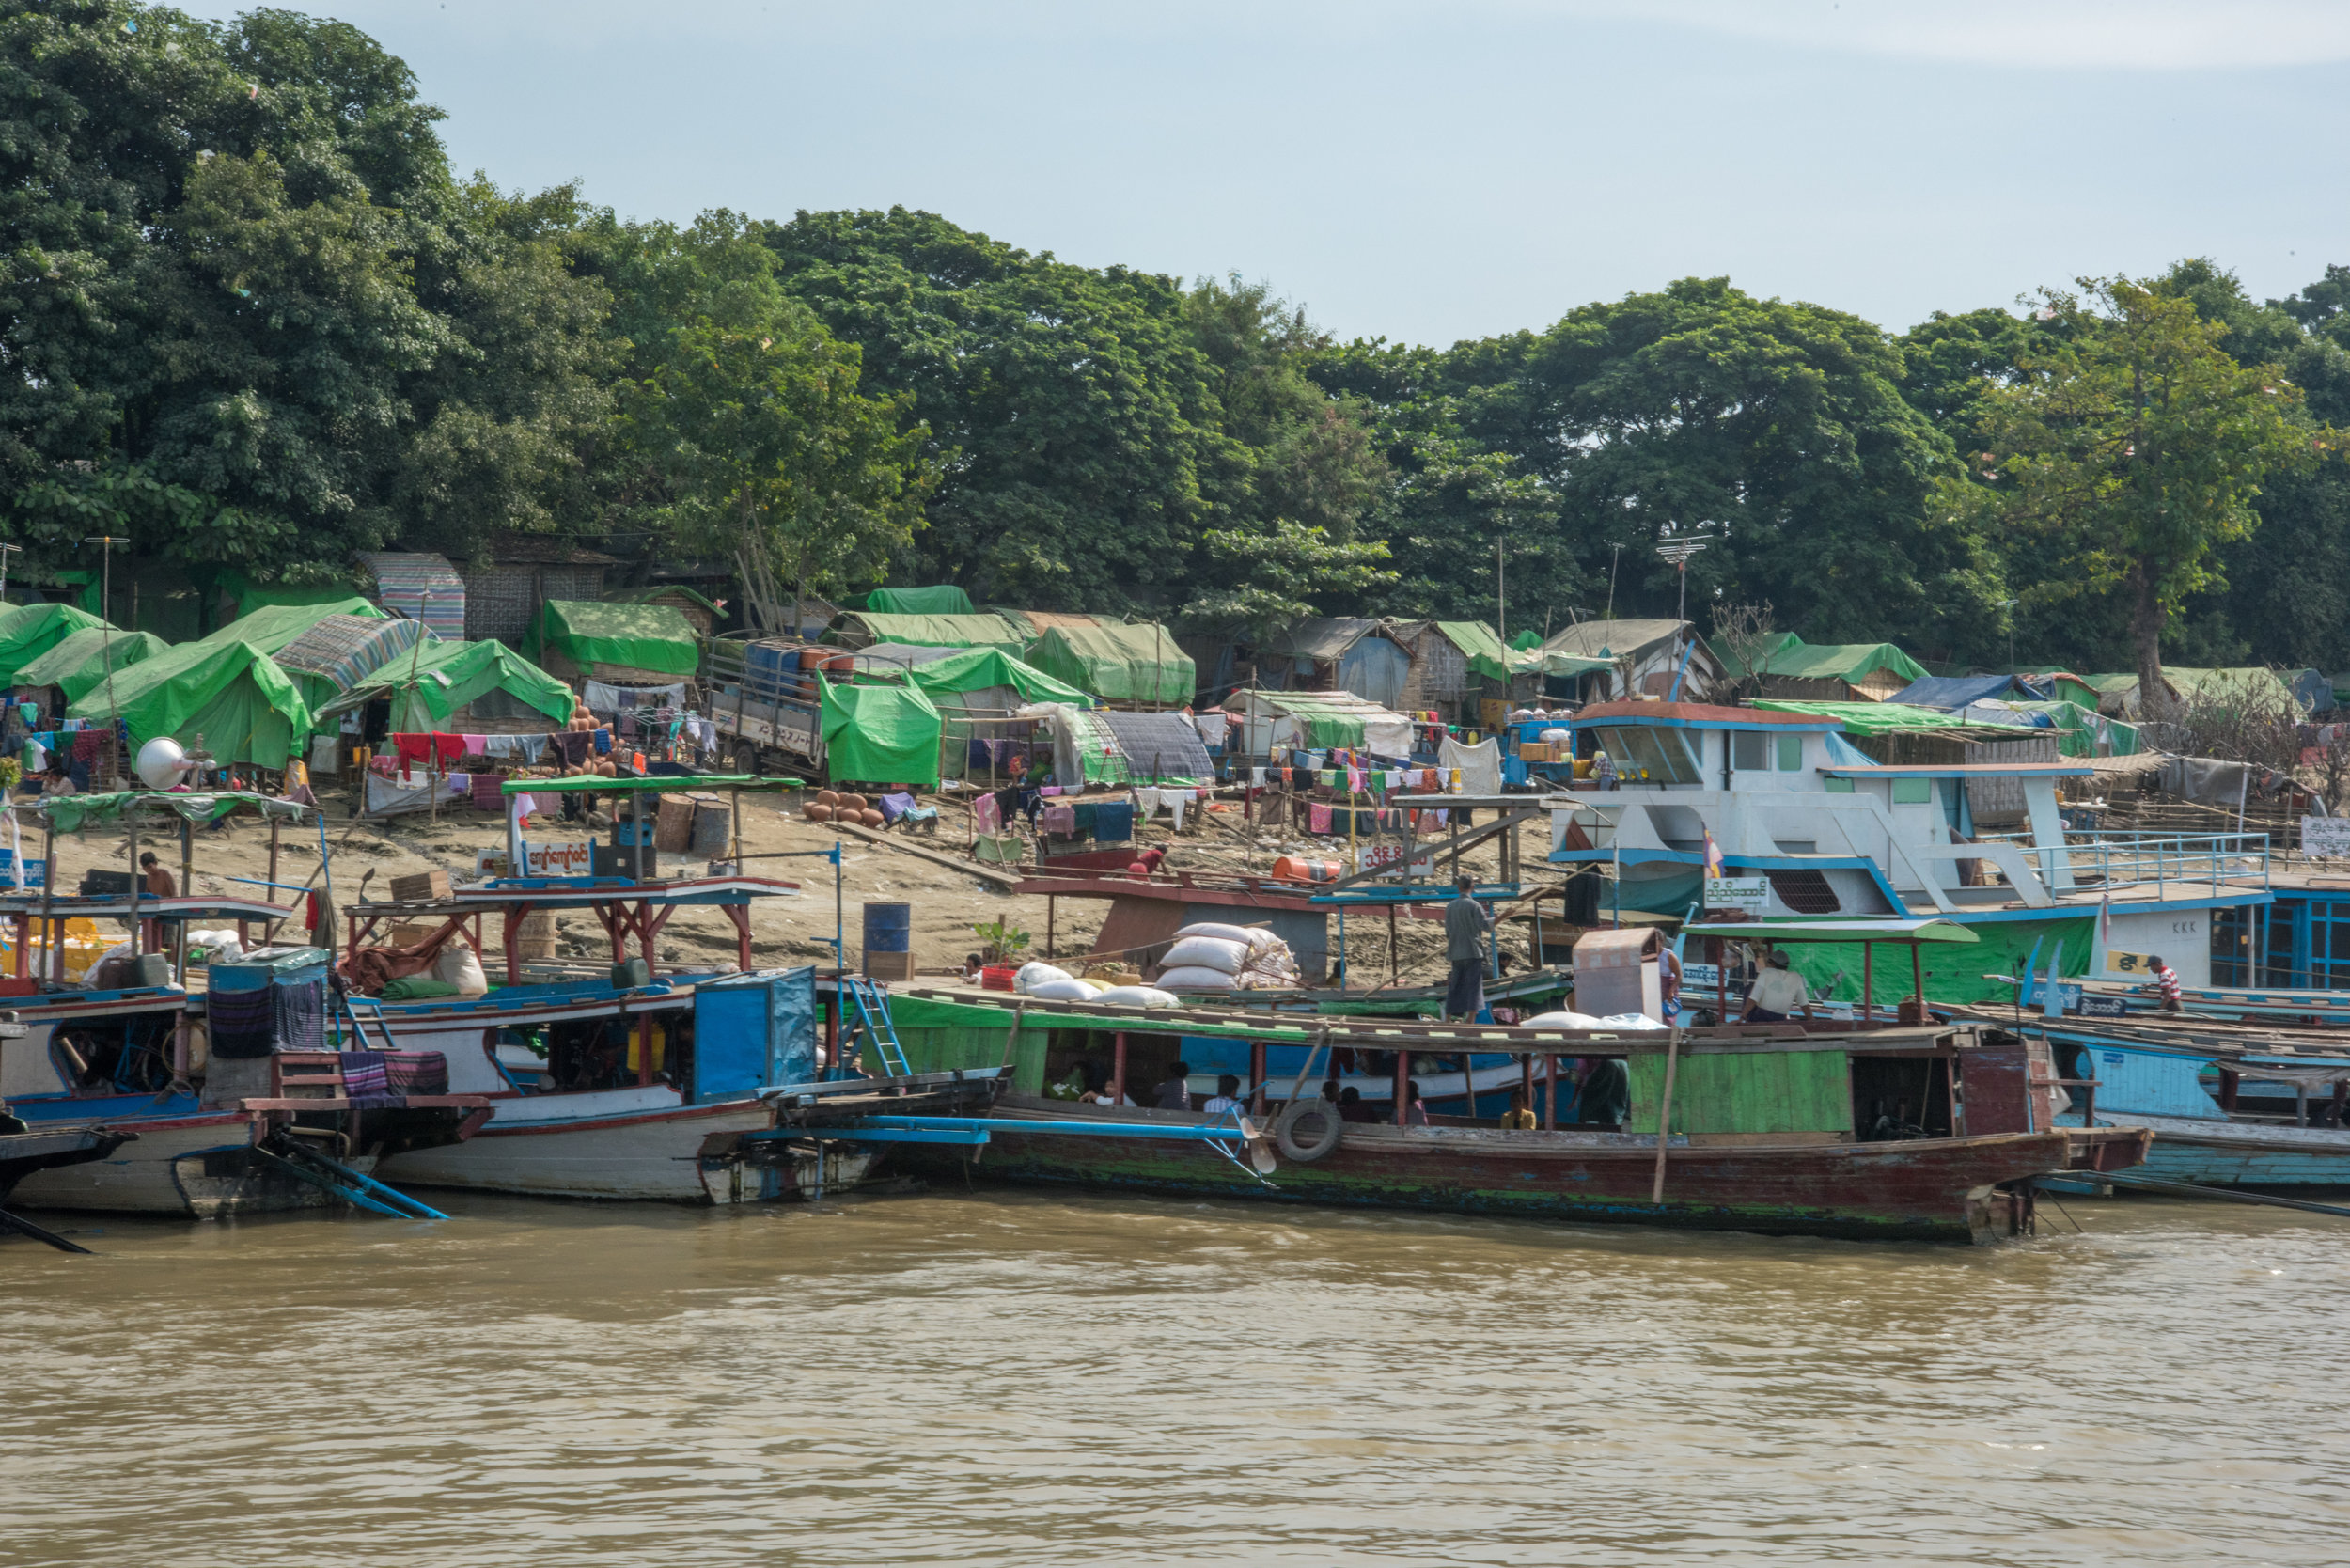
[1702,829,1724,878]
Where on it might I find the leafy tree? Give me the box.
[1183,519,1397,654]
[1961,274,2323,712]
[613,222,936,634]
[0,1,615,587]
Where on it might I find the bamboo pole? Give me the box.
[1650,1024,1682,1204]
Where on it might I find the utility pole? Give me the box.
[1605,543,1623,621]
[84,535,128,789]
[1496,537,1506,640]
[1998,598,2019,672]
[0,542,21,605]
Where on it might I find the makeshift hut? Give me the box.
[525,599,700,682]
[457,533,616,641]
[1886,673,2036,710]
[2282,667,2335,715]
[1223,689,1416,759]
[820,680,943,789]
[1023,621,1195,709]
[1543,619,1718,702]
[70,638,313,770]
[2165,666,2305,718]
[860,647,1092,781]
[11,627,168,713]
[857,585,976,616]
[1718,634,1927,702]
[2082,671,2177,719]
[825,608,1026,651]
[612,585,726,640]
[201,596,385,657]
[1259,618,1417,712]
[272,613,432,715]
[994,608,1112,642]
[316,638,576,733]
[357,553,466,641]
[1393,620,1514,722]
[0,602,109,683]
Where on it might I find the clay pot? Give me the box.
[804,803,834,823]
[838,792,868,811]
[799,650,829,669]
[859,808,884,828]
[816,788,839,807]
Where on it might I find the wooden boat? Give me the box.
[0,1121,135,1248]
[346,871,849,1202]
[867,988,2147,1242]
[1997,1012,2350,1188]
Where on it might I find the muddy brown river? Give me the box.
[3,1189,2343,1565]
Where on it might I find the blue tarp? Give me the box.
[1888,674,2028,710]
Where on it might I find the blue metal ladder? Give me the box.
[840,975,912,1078]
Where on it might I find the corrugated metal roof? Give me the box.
[274,613,431,690]
[1268,617,1380,661]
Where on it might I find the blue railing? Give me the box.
[1979,829,2271,895]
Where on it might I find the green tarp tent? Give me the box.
[821,680,942,788]
[13,628,169,704]
[1752,700,1974,734]
[2164,666,2303,716]
[212,570,367,622]
[1442,620,1614,682]
[1023,622,1194,706]
[889,647,1091,707]
[0,603,108,682]
[834,610,1026,651]
[526,600,699,676]
[860,585,975,616]
[1716,634,1928,695]
[316,638,576,732]
[199,596,383,657]
[69,638,314,770]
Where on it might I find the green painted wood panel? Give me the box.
[896,1025,1054,1091]
[1626,1049,1850,1134]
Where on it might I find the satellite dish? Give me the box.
[135,737,188,791]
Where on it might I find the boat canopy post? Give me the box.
[1250,1040,1267,1118]
[1111,1030,1127,1105]
[1392,1048,1408,1128]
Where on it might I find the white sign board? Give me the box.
[1681,962,1722,990]
[525,840,594,877]
[1355,842,1434,879]
[1702,876,1771,917]
[2304,816,2350,858]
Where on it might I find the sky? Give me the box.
[180,0,2350,348]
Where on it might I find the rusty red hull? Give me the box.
[913,1098,2152,1244]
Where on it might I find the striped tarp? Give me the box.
[358,553,466,640]
[274,613,431,693]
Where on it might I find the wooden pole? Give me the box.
[1110,1029,1127,1106]
[38,818,55,982]
[1250,1039,1267,1118]
[1911,943,1925,1016]
[1650,1026,1682,1204]
[1543,1053,1557,1131]
[1392,1046,1409,1128]
[125,807,141,959]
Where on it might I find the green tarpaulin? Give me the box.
[836,610,1026,651]
[199,597,383,657]
[1716,634,1928,689]
[12,628,168,703]
[1440,621,1522,683]
[212,569,367,620]
[1509,629,1543,651]
[0,603,108,682]
[526,600,699,676]
[820,680,943,787]
[1024,622,1194,706]
[887,646,1091,707]
[1753,700,1976,733]
[67,639,315,770]
[35,789,310,835]
[317,638,576,730]
[860,585,975,616]
[1777,916,2093,1009]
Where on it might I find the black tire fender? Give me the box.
[1274,1097,1343,1163]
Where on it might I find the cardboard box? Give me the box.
[389,870,451,902]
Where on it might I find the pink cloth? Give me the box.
[974,793,1002,833]
[1308,804,1333,834]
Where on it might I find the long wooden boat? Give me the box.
[869,990,2146,1242]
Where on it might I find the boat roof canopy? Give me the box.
[1568,701,1839,731]
[1683,917,1982,946]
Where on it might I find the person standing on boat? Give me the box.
[1153,1060,1194,1111]
[1443,874,1492,1022]
[1741,949,1813,1023]
[2150,954,2182,1012]
[1593,749,1619,790]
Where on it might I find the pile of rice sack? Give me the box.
[1152,922,1301,992]
[1013,962,1178,1009]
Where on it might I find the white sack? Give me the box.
[1154,965,1239,991]
[1091,985,1180,1009]
[1016,961,1073,993]
[1161,935,1249,975]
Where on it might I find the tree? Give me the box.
[0,2,617,586]
[1964,275,2324,715]
[1709,600,1779,700]
[1182,519,1397,654]
[608,217,935,634]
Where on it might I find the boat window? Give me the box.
[1891,778,1934,805]
[1775,734,1805,772]
[1592,726,1700,785]
[1731,730,1767,771]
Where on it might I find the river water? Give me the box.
[4,1189,2344,1566]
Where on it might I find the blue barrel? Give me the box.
[861,902,912,954]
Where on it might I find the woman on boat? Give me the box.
[1741,950,1813,1024]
